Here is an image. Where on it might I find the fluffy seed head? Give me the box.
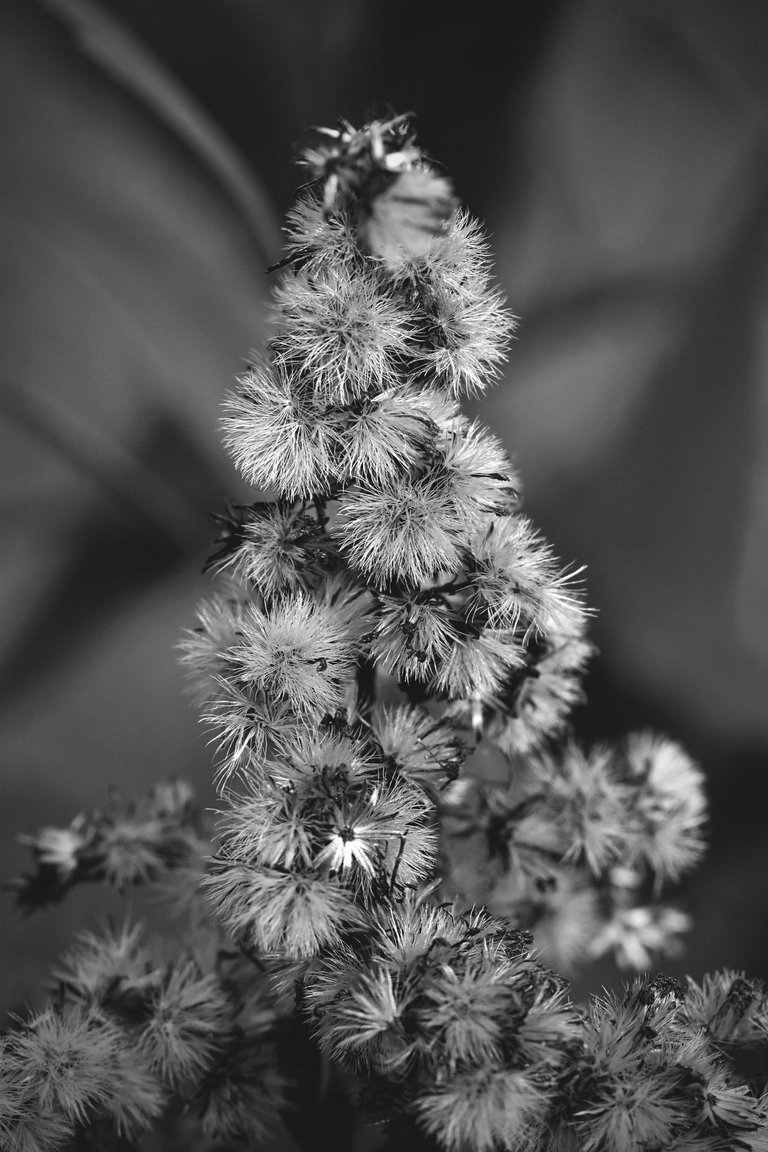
[333,476,464,587]
[271,265,413,405]
[225,592,360,719]
[222,359,340,499]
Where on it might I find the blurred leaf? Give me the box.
[0,0,280,711]
[39,0,281,247]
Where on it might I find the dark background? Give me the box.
[2,0,768,1015]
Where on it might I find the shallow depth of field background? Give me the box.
[2,0,768,1016]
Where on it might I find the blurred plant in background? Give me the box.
[4,111,767,1152]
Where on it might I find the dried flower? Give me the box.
[222,358,340,499]
[271,263,413,405]
[623,731,708,883]
[466,514,588,639]
[7,1003,148,1129]
[368,702,466,789]
[18,819,91,879]
[203,860,362,959]
[136,962,232,1090]
[589,904,691,970]
[528,740,630,874]
[416,1067,546,1152]
[333,473,464,586]
[224,591,361,719]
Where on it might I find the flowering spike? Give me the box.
[6,112,765,1152]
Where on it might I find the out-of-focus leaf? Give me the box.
[39,0,281,246]
[0,0,279,708]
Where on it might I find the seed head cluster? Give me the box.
[4,114,765,1152]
